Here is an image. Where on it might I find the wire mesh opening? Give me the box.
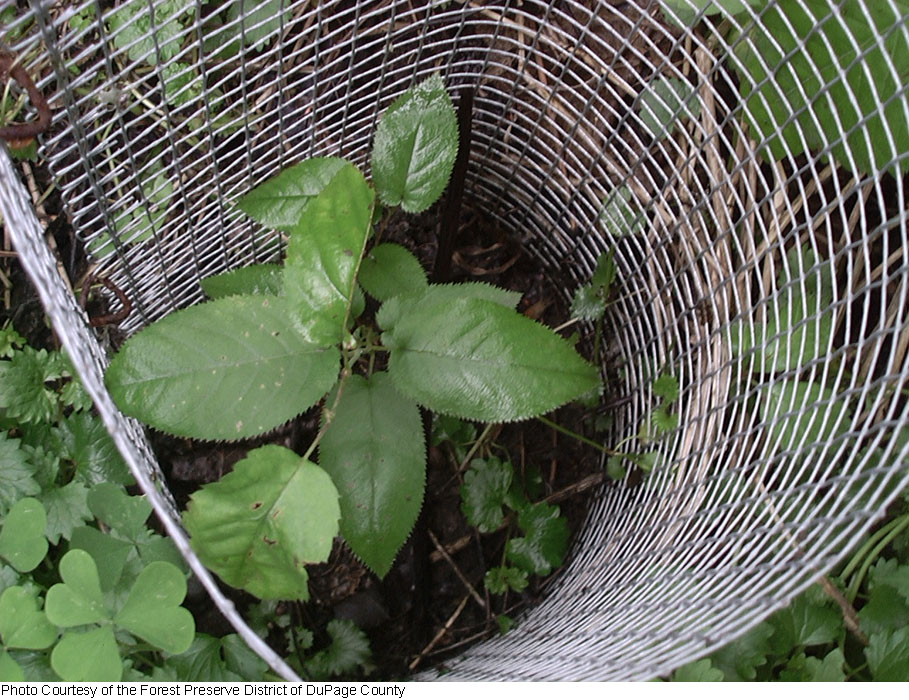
[2,0,909,681]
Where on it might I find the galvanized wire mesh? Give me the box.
[3,0,909,681]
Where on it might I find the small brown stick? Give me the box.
[409,595,470,671]
[79,275,133,328]
[428,529,485,609]
[429,533,472,564]
[0,52,51,147]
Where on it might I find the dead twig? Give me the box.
[408,595,469,671]
[428,529,485,609]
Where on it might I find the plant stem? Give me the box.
[846,512,909,603]
[839,513,908,583]
[301,367,351,463]
[536,415,616,456]
[456,422,497,472]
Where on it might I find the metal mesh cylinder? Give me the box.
[2,0,909,681]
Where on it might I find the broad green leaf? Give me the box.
[0,652,24,682]
[284,164,375,345]
[114,561,194,654]
[87,483,152,540]
[767,592,841,656]
[762,381,852,450]
[371,73,458,213]
[108,0,185,64]
[383,296,600,422]
[377,282,521,332]
[484,566,528,595]
[671,658,724,682]
[54,412,132,487]
[51,626,121,682]
[639,76,700,140]
[304,620,372,680]
[69,527,132,591]
[708,621,773,681]
[358,243,428,302]
[460,457,512,533]
[871,559,909,600]
[0,587,57,649]
[506,503,569,576]
[200,264,283,299]
[183,445,340,600]
[45,550,110,627]
[866,628,909,681]
[729,246,834,371]
[319,373,424,578]
[236,158,347,230]
[225,0,287,52]
[0,433,39,514]
[735,0,909,177]
[105,295,339,440]
[39,481,91,545]
[0,498,47,572]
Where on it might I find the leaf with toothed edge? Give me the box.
[183,445,340,601]
[376,282,521,333]
[319,372,424,578]
[105,295,339,441]
[382,296,600,422]
[284,163,375,346]
[200,264,283,299]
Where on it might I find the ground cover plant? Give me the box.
[104,74,601,600]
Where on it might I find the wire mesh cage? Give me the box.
[2,0,908,681]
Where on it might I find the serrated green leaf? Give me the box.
[0,348,61,424]
[762,380,852,450]
[88,483,152,541]
[767,592,842,656]
[134,530,187,573]
[371,73,458,213]
[45,550,110,627]
[106,295,339,440]
[570,285,606,322]
[377,282,521,332]
[183,445,339,600]
[651,404,679,435]
[236,158,348,231]
[114,561,194,654]
[91,169,174,258]
[304,619,372,680]
[868,558,909,601]
[652,374,680,402]
[0,498,48,572]
[708,621,773,681]
[639,76,700,140]
[358,243,428,303]
[39,481,91,545]
[0,324,25,358]
[221,634,268,681]
[284,163,375,345]
[866,628,909,681]
[108,0,185,64]
[736,0,909,177]
[0,651,24,682]
[460,457,513,533]
[0,564,19,595]
[55,412,132,487]
[164,635,244,682]
[51,626,121,682]
[200,264,283,299]
[69,527,133,592]
[320,372,424,578]
[0,587,57,650]
[484,566,528,595]
[383,296,600,422]
[591,250,618,292]
[671,658,724,682]
[506,503,569,576]
[860,584,909,636]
